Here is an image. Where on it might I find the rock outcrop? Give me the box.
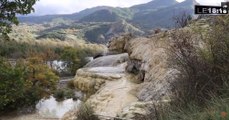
[71,52,141,119]
[109,33,179,102]
[117,101,156,119]
[73,64,125,97]
[67,31,182,120]
[108,33,133,53]
[73,53,129,98]
[87,73,139,118]
[127,37,178,101]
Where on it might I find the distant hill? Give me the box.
[19,0,195,27]
[79,9,120,22]
[131,0,177,13]
[83,20,144,43]
[19,6,113,24]
[17,0,196,44]
[78,7,134,23]
[19,15,70,24]
[131,0,195,29]
[32,19,143,44]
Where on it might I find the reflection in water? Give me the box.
[36,96,81,118]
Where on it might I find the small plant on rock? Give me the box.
[76,103,99,120]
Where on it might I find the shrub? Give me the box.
[53,88,76,101]
[0,58,26,111]
[169,29,212,106]
[0,57,59,112]
[158,94,229,120]
[76,103,99,120]
[53,89,65,101]
[173,11,192,28]
[61,47,92,75]
[161,16,229,120]
[67,80,75,89]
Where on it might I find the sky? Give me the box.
[32,0,226,16]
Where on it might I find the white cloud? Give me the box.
[196,0,225,5]
[177,0,225,5]
[32,0,228,15]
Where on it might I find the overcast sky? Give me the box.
[32,0,226,16]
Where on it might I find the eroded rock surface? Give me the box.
[73,64,126,97]
[117,101,156,120]
[120,34,179,101]
[72,51,142,119]
[70,32,182,119]
[86,73,139,118]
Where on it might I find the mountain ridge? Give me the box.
[17,0,197,44]
[19,0,195,25]
[131,0,195,29]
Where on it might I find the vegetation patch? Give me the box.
[158,16,229,120]
[75,103,99,120]
[0,57,59,112]
[53,88,77,101]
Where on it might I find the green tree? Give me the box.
[0,58,26,111]
[24,56,59,98]
[0,57,59,112]
[0,0,38,37]
[61,47,88,75]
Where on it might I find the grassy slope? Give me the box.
[9,23,106,51]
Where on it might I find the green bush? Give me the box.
[53,89,65,101]
[61,47,92,75]
[0,58,26,111]
[0,57,59,112]
[53,88,76,101]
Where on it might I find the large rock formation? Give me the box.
[66,31,184,120]
[127,37,178,101]
[71,53,141,119]
[109,33,179,102]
